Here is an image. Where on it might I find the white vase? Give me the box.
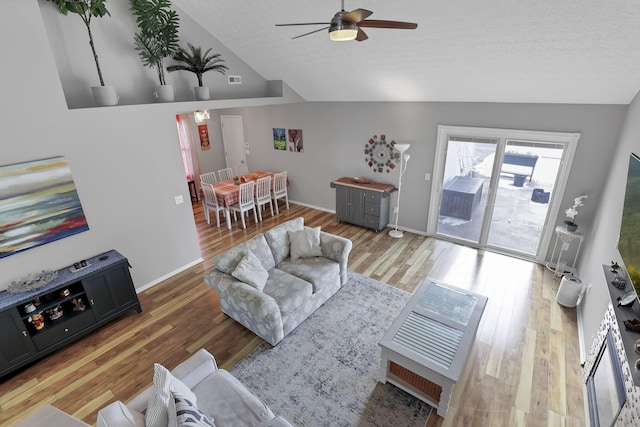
[91,86,118,107]
[194,86,210,101]
[153,85,174,102]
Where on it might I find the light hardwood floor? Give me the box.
[0,202,586,426]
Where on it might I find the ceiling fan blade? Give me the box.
[358,20,418,30]
[356,28,368,42]
[342,8,373,24]
[291,26,330,39]
[276,22,330,27]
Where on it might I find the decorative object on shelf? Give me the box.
[8,270,58,293]
[70,260,91,272]
[60,288,70,297]
[635,338,640,354]
[194,109,210,124]
[46,304,64,320]
[612,276,628,290]
[352,177,371,184]
[129,0,181,102]
[0,157,89,260]
[624,318,640,332]
[72,297,87,312]
[45,0,117,106]
[618,291,637,307]
[24,303,36,314]
[167,43,229,101]
[611,261,621,273]
[273,128,286,150]
[389,144,411,239]
[364,134,400,173]
[563,194,588,232]
[28,313,45,330]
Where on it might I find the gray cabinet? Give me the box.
[0,250,141,378]
[332,178,393,231]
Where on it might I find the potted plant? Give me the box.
[167,43,229,101]
[564,194,588,232]
[46,0,118,106]
[129,0,180,102]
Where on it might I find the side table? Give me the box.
[546,225,584,276]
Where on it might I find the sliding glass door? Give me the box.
[428,126,580,262]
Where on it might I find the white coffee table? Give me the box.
[379,279,487,417]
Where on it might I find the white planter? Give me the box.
[194,86,210,101]
[153,85,174,102]
[91,86,118,107]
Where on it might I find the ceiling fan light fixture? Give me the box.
[329,14,358,41]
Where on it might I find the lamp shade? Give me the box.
[394,143,411,154]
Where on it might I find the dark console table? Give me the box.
[331,177,395,231]
[0,250,141,378]
[441,176,484,220]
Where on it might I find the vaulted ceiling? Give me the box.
[172,0,640,104]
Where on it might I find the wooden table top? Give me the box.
[332,177,395,193]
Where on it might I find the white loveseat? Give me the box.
[96,348,293,427]
[204,217,352,346]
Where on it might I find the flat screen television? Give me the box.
[617,153,640,308]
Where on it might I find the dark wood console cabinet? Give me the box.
[331,177,395,232]
[0,250,141,378]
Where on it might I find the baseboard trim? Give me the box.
[289,200,334,213]
[137,257,204,293]
[577,303,586,365]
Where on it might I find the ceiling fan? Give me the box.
[276,0,418,42]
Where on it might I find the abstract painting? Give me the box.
[273,128,286,150]
[0,157,89,259]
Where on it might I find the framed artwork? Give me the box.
[0,157,89,259]
[273,128,286,150]
[198,124,210,150]
[287,129,304,152]
[364,134,398,173]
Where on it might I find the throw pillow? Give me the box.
[231,249,269,291]
[173,391,215,427]
[146,363,198,427]
[288,227,323,260]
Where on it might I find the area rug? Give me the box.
[229,271,432,426]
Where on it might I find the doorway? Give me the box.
[220,115,248,175]
[427,125,580,262]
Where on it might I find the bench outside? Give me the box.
[501,153,538,181]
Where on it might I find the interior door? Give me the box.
[220,115,247,172]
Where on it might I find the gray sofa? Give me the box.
[96,348,293,427]
[204,217,352,346]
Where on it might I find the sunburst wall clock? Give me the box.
[364,134,401,173]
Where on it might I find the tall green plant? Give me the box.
[129,0,180,86]
[167,43,229,86]
[47,0,110,86]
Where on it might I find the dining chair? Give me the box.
[272,171,289,214]
[255,176,273,221]
[199,171,218,185]
[218,167,234,181]
[201,183,226,228]
[229,180,258,229]
[235,164,249,177]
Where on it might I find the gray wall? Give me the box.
[217,102,626,242]
[577,92,640,353]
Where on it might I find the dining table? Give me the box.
[212,170,278,229]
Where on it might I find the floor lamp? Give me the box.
[389,144,411,238]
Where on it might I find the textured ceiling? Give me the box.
[172,0,640,104]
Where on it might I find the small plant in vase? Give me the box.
[46,0,118,106]
[129,0,180,102]
[167,43,229,101]
[564,194,588,232]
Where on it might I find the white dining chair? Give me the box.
[234,164,249,177]
[229,180,258,229]
[201,183,226,228]
[218,167,234,181]
[255,176,273,221]
[199,171,218,185]
[272,171,289,214]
